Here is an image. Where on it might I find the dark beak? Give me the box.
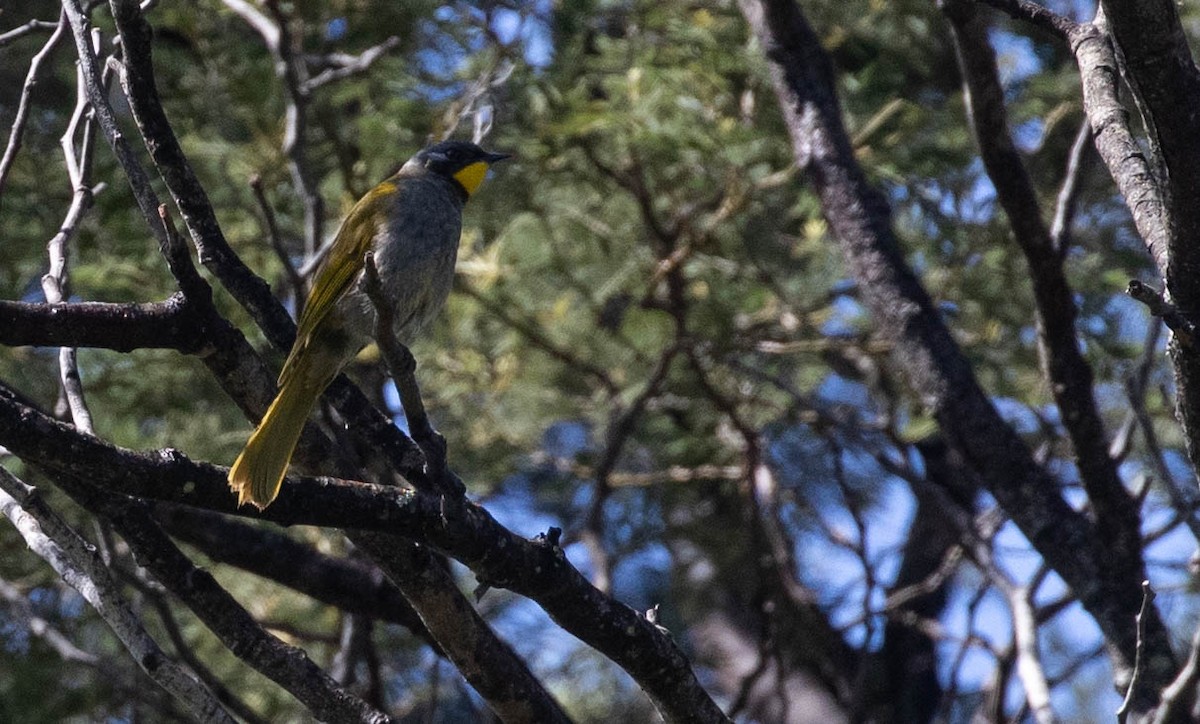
[484,151,512,164]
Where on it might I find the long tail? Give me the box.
[228,373,323,509]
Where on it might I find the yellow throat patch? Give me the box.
[452,161,489,197]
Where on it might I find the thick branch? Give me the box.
[1068,22,1169,277]
[1066,11,1200,526]
[154,506,430,635]
[1100,0,1200,303]
[0,296,204,352]
[737,0,1175,708]
[942,0,1145,622]
[0,383,730,724]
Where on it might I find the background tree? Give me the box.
[2,0,1199,721]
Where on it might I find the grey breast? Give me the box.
[370,173,465,345]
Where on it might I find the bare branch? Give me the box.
[249,174,305,311]
[1153,617,1200,724]
[975,0,1079,37]
[1128,280,1197,350]
[0,18,61,47]
[0,12,68,201]
[0,466,233,723]
[45,472,393,724]
[942,0,1142,600]
[0,576,98,665]
[0,383,730,724]
[1010,589,1056,724]
[1069,20,1170,277]
[44,25,105,433]
[304,36,401,92]
[1050,120,1093,254]
[154,506,431,636]
[737,0,1175,705]
[1117,582,1156,723]
[0,296,204,351]
[347,532,572,724]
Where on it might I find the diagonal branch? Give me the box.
[736,0,1175,711]
[154,506,431,636]
[1099,0,1200,294]
[1049,120,1093,254]
[0,382,730,724]
[0,12,68,201]
[53,478,393,724]
[0,466,233,723]
[941,0,1145,627]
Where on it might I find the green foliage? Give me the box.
[0,0,1175,719]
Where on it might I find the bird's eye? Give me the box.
[445,148,462,161]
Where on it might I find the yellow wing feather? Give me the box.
[279,180,398,387]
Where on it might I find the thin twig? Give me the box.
[1126,374,1200,543]
[0,11,68,202]
[0,576,99,665]
[975,0,1079,37]
[43,23,104,434]
[223,0,323,257]
[459,283,620,396]
[0,18,61,47]
[1050,119,1093,255]
[1117,581,1156,723]
[249,174,305,311]
[1153,618,1200,724]
[303,37,401,92]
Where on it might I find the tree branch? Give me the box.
[0,12,67,201]
[941,0,1146,640]
[0,382,730,723]
[85,495,393,724]
[976,0,1078,37]
[153,506,431,637]
[0,296,204,351]
[737,0,1175,710]
[0,466,233,723]
[346,532,572,724]
[0,18,62,47]
[1099,0,1200,292]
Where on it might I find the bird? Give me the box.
[228,140,510,509]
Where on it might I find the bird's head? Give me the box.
[406,140,511,199]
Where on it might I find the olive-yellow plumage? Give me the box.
[228,141,509,509]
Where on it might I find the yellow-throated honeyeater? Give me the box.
[228,140,509,509]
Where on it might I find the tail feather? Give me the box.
[228,376,322,509]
